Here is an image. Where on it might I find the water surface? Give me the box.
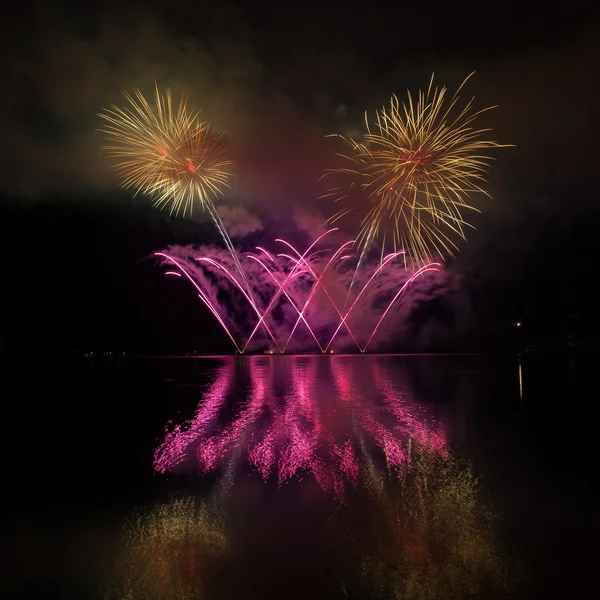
[5,353,598,599]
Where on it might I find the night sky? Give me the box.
[2,1,599,354]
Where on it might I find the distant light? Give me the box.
[514,321,522,327]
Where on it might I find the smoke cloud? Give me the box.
[216,206,263,238]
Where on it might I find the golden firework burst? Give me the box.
[324,73,510,264]
[98,86,232,217]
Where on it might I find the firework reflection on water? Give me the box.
[154,355,447,499]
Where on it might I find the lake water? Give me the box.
[5,353,597,599]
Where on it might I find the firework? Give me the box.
[324,73,510,265]
[98,86,256,298]
[98,86,231,218]
[156,233,439,353]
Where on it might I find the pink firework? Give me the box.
[156,231,440,353]
[154,356,447,499]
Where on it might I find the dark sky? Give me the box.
[1,0,599,353]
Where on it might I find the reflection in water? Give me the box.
[108,449,509,600]
[518,355,523,402]
[343,447,511,599]
[105,497,229,600]
[154,356,447,498]
[106,357,513,599]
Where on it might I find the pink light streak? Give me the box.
[156,252,241,353]
[247,254,324,352]
[153,356,447,499]
[240,228,338,352]
[324,251,404,352]
[255,246,275,262]
[195,256,281,352]
[279,239,359,352]
[155,233,439,353]
[362,263,441,352]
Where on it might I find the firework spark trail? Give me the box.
[276,239,362,352]
[362,263,441,351]
[158,236,438,353]
[255,247,275,262]
[196,257,282,352]
[324,251,404,352]
[323,73,510,266]
[241,228,339,352]
[206,203,255,308]
[280,241,355,350]
[155,252,241,353]
[246,255,324,351]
